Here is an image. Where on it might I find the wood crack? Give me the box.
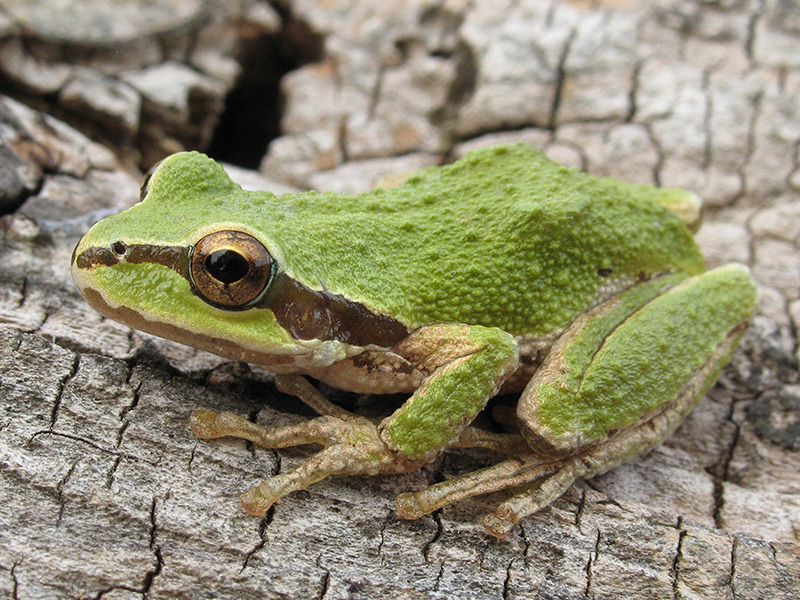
[54,459,79,529]
[670,517,687,599]
[142,496,164,599]
[422,509,444,561]
[240,509,274,573]
[547,29,576,131]
[114,369,140,449]
[47,353,79,431]
[711,397,741,529]
[502,557,515,600]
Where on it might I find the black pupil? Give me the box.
[206,249,250,284]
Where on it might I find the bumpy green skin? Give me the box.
[532,265,757,445]
[82,144,705,335]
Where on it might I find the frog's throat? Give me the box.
[74,242,409,347]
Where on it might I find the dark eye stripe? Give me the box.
[74,243,189,276]
[258,272,409,347]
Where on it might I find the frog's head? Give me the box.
[71,152,406,370]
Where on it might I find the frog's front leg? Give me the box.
[190,324,519,516]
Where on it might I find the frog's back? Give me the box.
[263,144,706,337]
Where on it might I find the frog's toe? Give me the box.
[239,446,347,516]
[239,440,389,516]
[395,492,427,520]
[481,464,580,537]
[190,408,249,439]
[395,454,590,536]
[241,482,277,516]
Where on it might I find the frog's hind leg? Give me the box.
[481,265,757,536]
[479,373,705,538]
[399,265,757,537]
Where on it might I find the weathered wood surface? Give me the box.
[0,1,799,598]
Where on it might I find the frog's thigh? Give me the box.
[519,264,757,458]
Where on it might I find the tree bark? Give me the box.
[1,1,799,598]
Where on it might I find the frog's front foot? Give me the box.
[190,408,419,516]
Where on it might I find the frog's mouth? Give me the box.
[78,283,307,366]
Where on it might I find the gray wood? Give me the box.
[0,0,799,598]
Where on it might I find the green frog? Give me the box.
[72,144,757,536]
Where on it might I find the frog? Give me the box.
[71,143,757,537]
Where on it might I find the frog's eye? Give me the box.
[189,230,274,310]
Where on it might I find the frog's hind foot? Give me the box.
[190,408,414,516]
[394,452,581,537]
